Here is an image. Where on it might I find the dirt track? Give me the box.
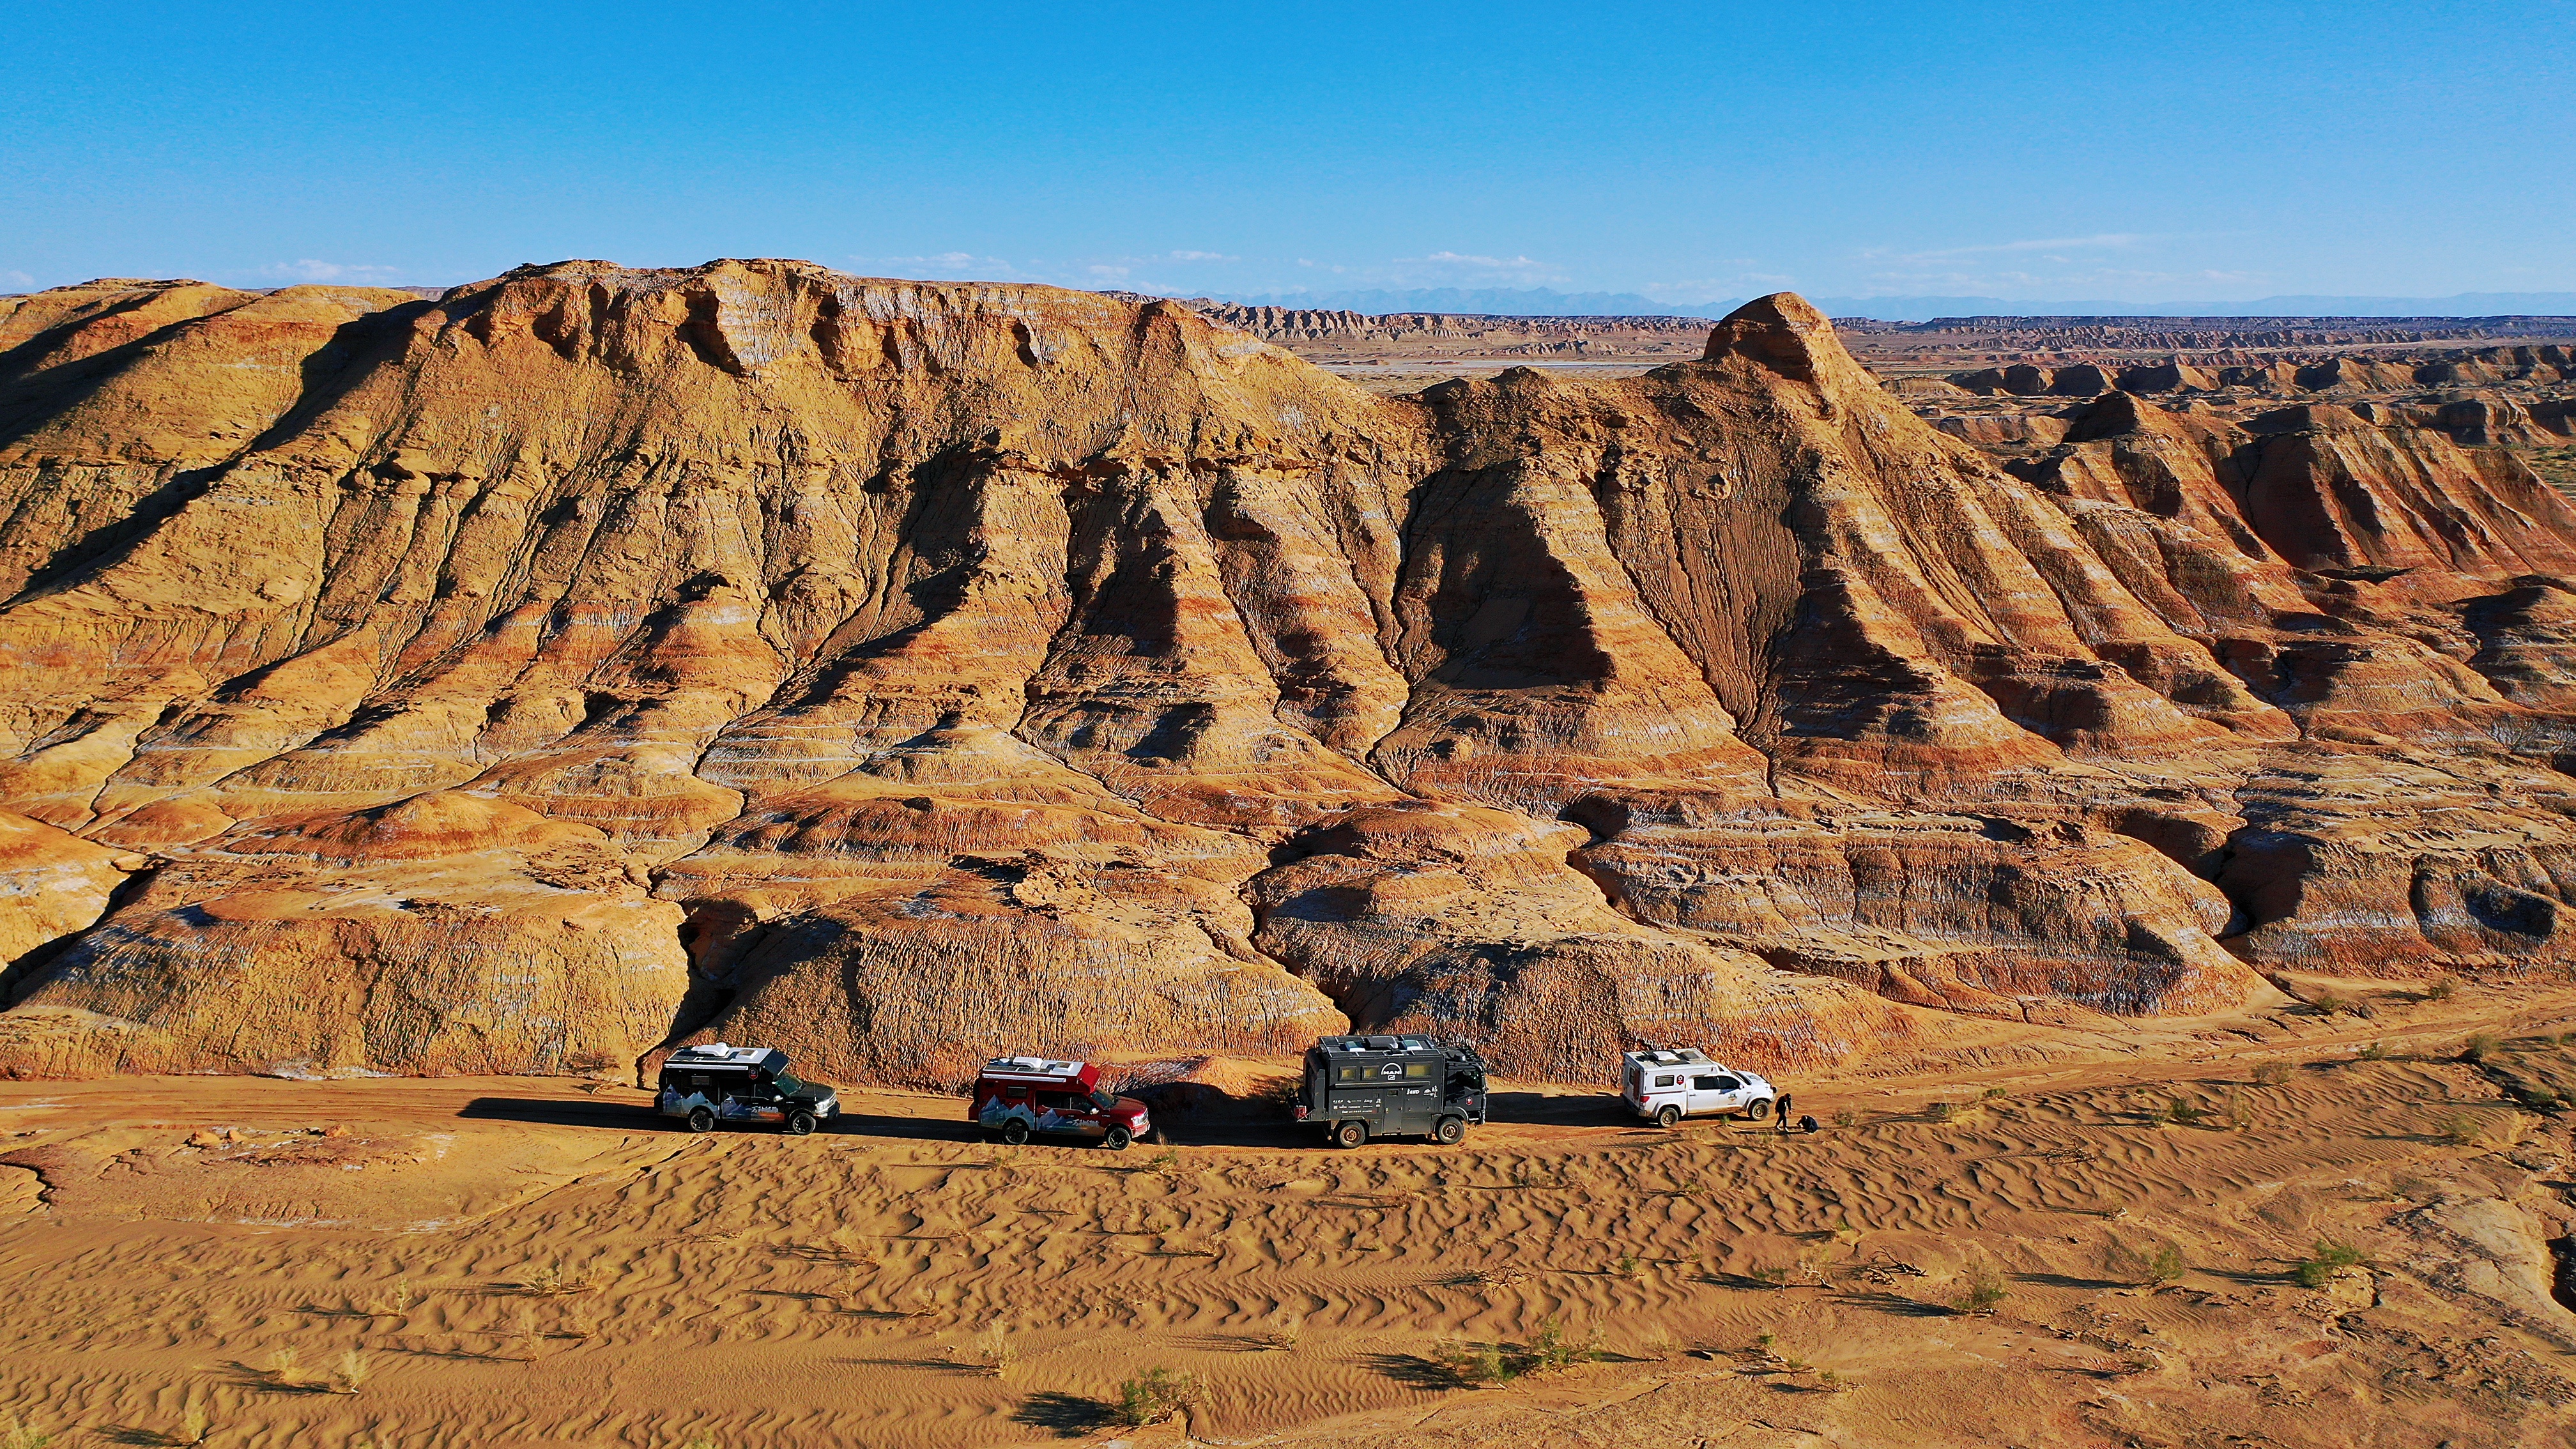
[5,981,2576,1447]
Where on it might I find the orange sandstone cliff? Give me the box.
[1,262,2572,1084]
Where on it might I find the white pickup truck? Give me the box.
[1621,1048,1776,1127]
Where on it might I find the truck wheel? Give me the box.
[1333,1120,1367,1149]
[686,1106,716,1133]
[1103,1125,1133,1151]
[1745,1098,1774,1122]
[1655,1105,1682,1128]
[785,1108,816,1136]
[1000,1118,1030,1146]
[1434,1116,1465,1145]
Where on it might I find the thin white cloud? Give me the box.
[1891,233,2145,264]
[1400,250,1545,269]
[1166,250,1237,263]
[261,259,402,282]
[0,269,33,290]
[852,251,1025,275]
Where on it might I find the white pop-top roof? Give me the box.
[1622,1048,1715,1066]
[668,1043,779,1066]
[980,1055,1086,1080]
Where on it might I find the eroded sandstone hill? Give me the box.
[3,261,2574,1084]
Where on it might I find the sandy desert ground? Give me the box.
[6,976,2576,1448]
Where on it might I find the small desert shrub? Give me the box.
[2358,1041,2391,1062]
[1833,1110,1860,1129]
[1613,1253,1639,1278]
[681,1436,719,1449]
[2463,1032,2503,1064]
[2157,1096,2205,1126]
[180,1388,210,1445]
[526,1262,594,1296]
[2438,1113,2483,1147]
[266,1347,302,1387]
[1951,1259,2008,1314]
[1259,1310,1301,1351]
[1144,1147,1181,1175]
[2293,1239,2366,1289]
[1115,1368,1199,1427]
[1816,1368,1852,1392]
[334,1349,370,1394]
[1526,1317,1598,1372]
[1432,1338,1511,1384]
[2252,1061,2292,1087]
[2221,1093,2257,1131]
[967,1321,1014,1374]
[2423,977,2457,1002]
[1434,1319,1599,1384]
[1981,1086,2009,1101]
[0,1416,52,1449]
[2106,1236,2179,1286]
[1748,1264,1789,1285]
[2308,989,2349,1013]
[380,1278,414,1314]
[1924,1101,1955,1123]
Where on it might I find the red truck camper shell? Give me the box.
[971,1056,1151,1149]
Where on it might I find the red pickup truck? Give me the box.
[971,1056,1153,1149]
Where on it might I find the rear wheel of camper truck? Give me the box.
[1744,1098,1774,1122]
[1000,1118,1030,1146]
[1655,1105,1682,1128]
[1434,1116,1465,1145]
[686,1106,716,1133]
[1333,1120,1367,1149]
[1103,1124,1132,1151]
[785,1108,816,1136]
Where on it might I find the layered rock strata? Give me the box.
[2,262,2572,1084]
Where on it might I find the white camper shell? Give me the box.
[1621,1048,1775,1127]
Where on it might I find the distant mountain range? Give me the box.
[1206,286,2576,323]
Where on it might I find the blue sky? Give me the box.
[3,1,2567,303]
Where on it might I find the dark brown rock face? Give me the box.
[3,264,2574,1084]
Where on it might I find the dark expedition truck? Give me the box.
[1294,1034,1488,1147]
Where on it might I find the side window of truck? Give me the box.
[1692,1075,1728,1091]
[1654,1074,1678,1088]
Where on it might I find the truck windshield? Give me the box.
[772,1070,805,1095]
[1089,1089,1119,1111]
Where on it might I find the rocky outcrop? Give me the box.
[5,262,2576,1084]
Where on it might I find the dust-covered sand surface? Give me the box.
[8,983,2576,1447]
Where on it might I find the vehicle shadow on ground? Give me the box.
[1487,1091,1638,1128]
[457,1097,665,1129]
[457,1094,1652,1149]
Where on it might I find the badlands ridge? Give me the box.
[3,260,2575,1086]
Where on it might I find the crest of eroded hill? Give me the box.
[3,259,2575,1085]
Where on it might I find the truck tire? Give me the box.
[1745,1098,1774,1122]
[1103,1124,1133,1151]
[785,1108,816,1136]
[1000,1117,1030,1146]
[686,1106,716,1133]
[1333,1119,1367,1149]
[1434,1116,1466,1145]
[1655,1104,1682,1128]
